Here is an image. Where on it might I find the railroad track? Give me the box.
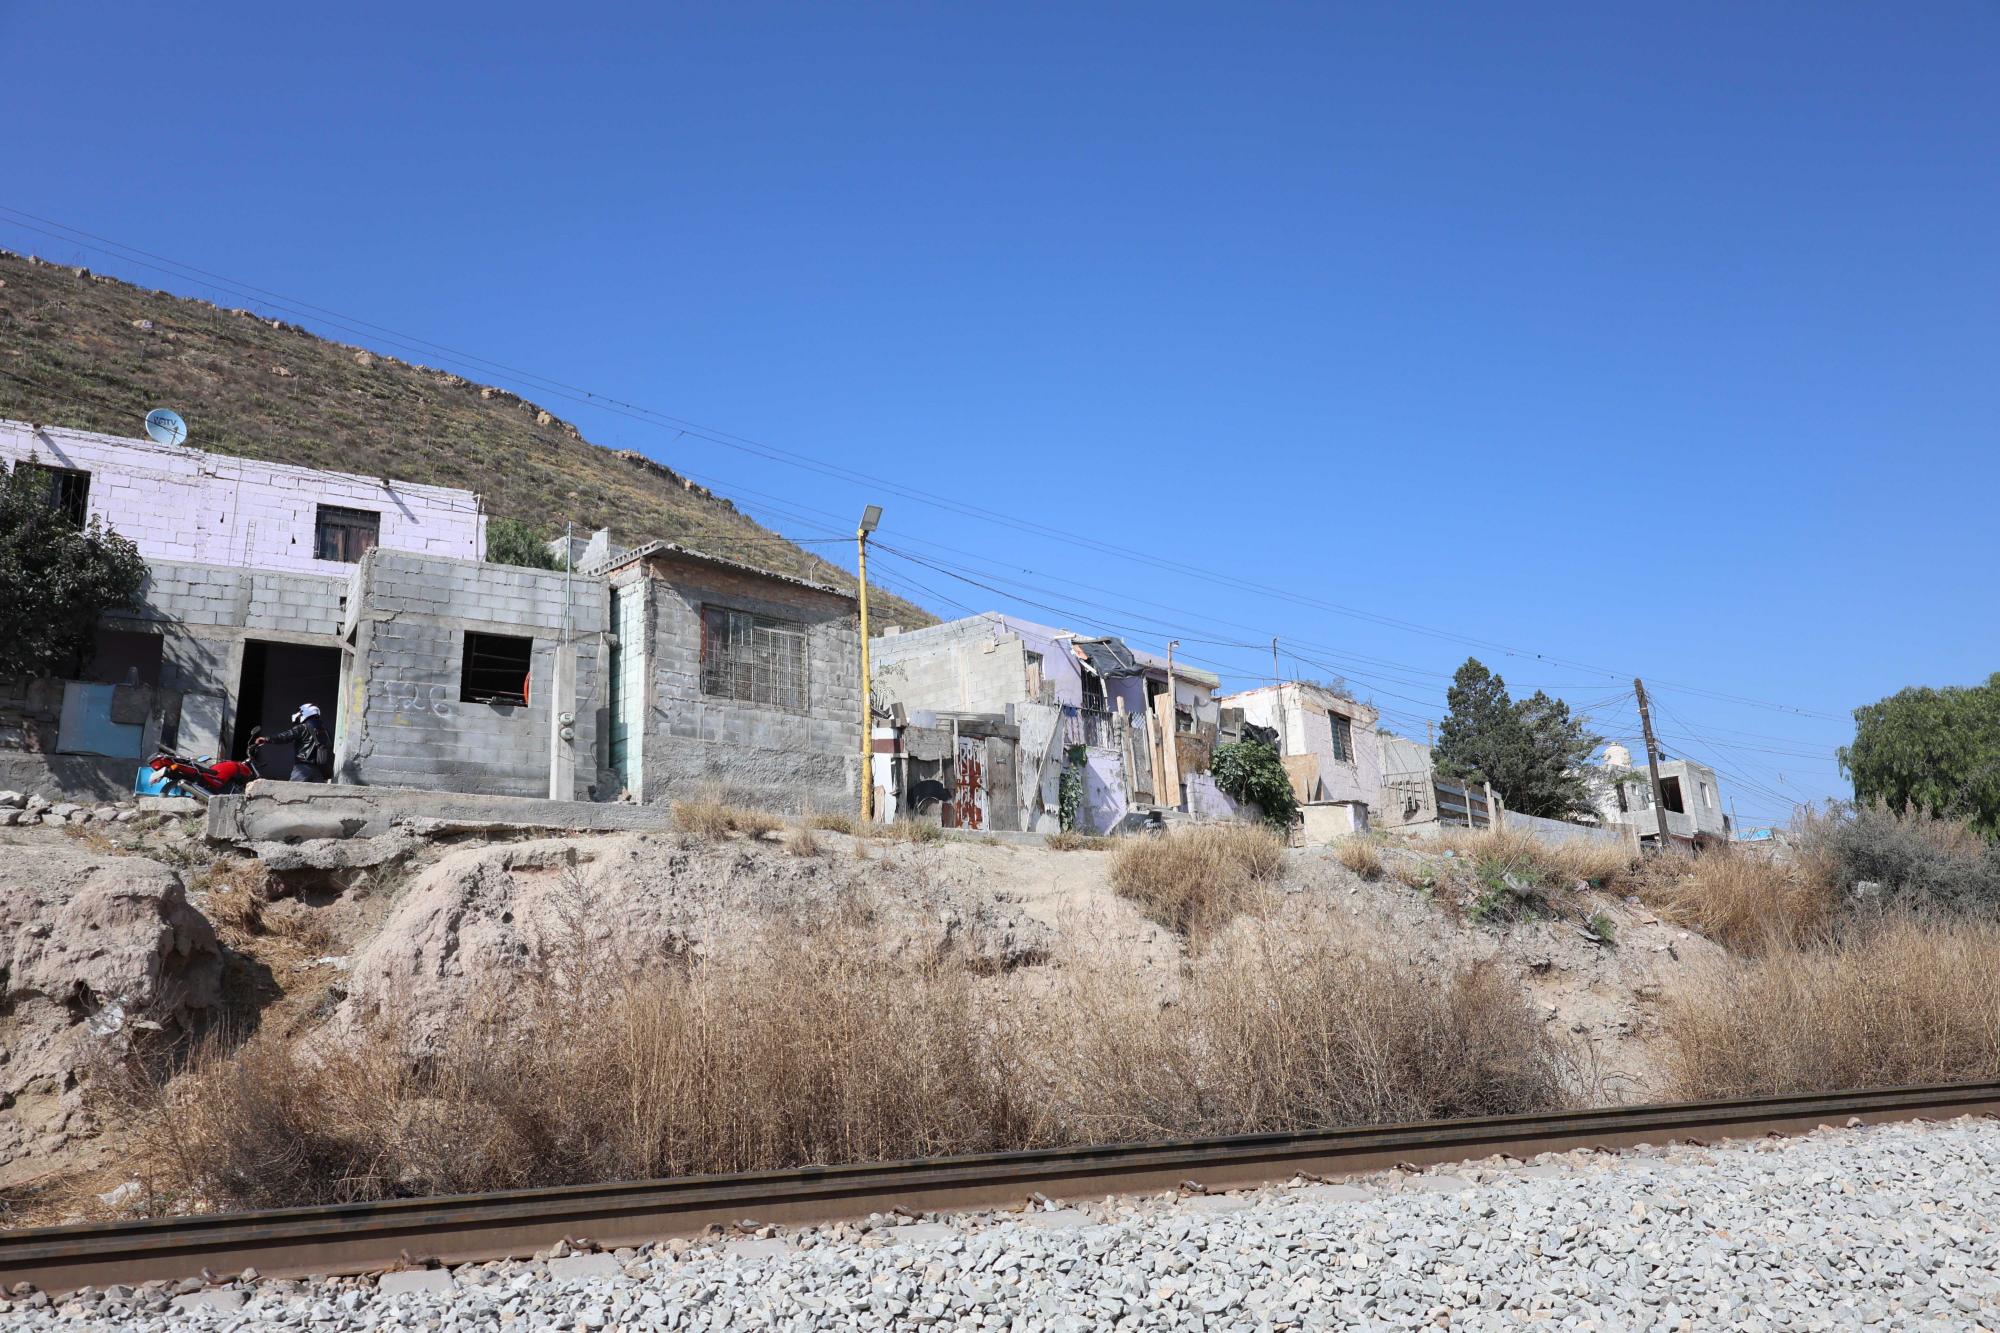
[5,1080,1997,1296]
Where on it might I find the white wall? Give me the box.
[1,420,484,575]
[1225,682,1383,812]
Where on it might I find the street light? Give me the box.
[857,505,883,822]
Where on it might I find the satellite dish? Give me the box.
[144,408,188,446]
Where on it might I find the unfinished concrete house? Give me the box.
[868,612,1229,833]
[333,550,606,799]
[599,542,861,813]
[1222,681,1384,837]
[0,420,485,796]
[1593,744,1731,845]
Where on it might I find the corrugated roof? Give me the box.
[598,540,858,601]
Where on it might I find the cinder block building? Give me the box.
[600,542,862,813]
[2,420,864,811]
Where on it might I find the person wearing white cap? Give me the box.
[254,702,332,783]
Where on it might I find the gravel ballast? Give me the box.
[10,1117,1997,1331]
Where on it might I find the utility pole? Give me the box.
[1633,677,1673,849]
[1163,638,1182,808]
[1271,637,1281,688]
[857,505,883,824]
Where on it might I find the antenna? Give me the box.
[144,408,188,446]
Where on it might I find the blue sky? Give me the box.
[6,2,1996,824]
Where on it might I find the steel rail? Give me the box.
[5,1080,1996,1295]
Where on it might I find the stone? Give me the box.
[549,1253,624,1281]
[1181,1195,1252,1214]
[0,849,221,1168]
[378,1269,457,1296]
[171,1289,245,1312]
[1298,1183,1376,1203]
[883,1223,959,1245]
[1012,1209,1093,1230]
[723,1238,794,1261]
[1405,1174,1472,1194]
[0,790,24,808]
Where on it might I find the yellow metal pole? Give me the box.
[857,521,875,824]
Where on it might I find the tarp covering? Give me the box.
[1072,637,1144,678]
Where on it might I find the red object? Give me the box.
[147,751,260,796]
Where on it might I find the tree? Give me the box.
[1433,658,1602,821]
[0,460,148,679]
[486,516,561,570]
[1840,674,2000,837]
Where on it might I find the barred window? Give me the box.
[315,505,380,562]
[700,606,808,712]
[1327,711,1354,763]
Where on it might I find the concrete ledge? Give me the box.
[207,782,672,843]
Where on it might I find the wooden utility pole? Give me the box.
[1271,637,1281,688]
[1633,677,1673,848]
[857,506,883,823]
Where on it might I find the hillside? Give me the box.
[0,250,929,626]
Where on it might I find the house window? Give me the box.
[1081,673,1107,713]
[1660,776,1685,814]
[701,606,808,711]
[1701,780,1715,810]
[1615,783,1629,814]
[1327,711,1354,763]
[17,463,90,526]
[1024,651,1044,700]
[460,632,533,705]
[315,505,380,562]
[1176,707,1194,734]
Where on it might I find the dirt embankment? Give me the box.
[1,815,1715,1217]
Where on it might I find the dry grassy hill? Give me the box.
[0,249,929,626]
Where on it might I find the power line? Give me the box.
[0,207,1847,723]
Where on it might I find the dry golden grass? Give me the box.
[1045,831,1114,852]
[1638,850,1837,954]
[1661,915,2000,1099]
[877,819,945,844]
[1438,827,1634,891]
[806,811,861,836]
[191,859,334,972]
[783,824,824,858]
[112,902,1572,1212]
[1108,824,1286,939]
[671,796,782,841]
[1333,837,1384,880]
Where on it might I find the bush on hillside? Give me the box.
[1109,824,1285,939]
[1210,739,1300,830]
[486,516,562,570]
[1796,802,2000,915]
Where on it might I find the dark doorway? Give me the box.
[234,641,342,761]
[1660,775,1686,814]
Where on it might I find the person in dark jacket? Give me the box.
[255,703,332,783]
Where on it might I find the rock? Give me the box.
[549,1253,623,1280]
[26,794,50,813]
[0,849,221,1178]
[0,790,23,809]
[114,810,138,824]
[48,803,80,820]
[0,812,18,828]
[92,806,118,821]
[333,835,1052,1053]
[378,1269,456,1295]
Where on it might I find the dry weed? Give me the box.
[1639,850,1836,954]
[672,796,782,841]
[1045,831,1113,852]
[1333,837,1384,880]
[806,811,861,836]
[113,892,1574,1212]
[1439,827,1633,891]
[1661,915,2000,1099]
[783,824,824,858]
[1108,824,1285,939]
[878,819,945,844]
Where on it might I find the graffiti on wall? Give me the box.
[381,680,452,718]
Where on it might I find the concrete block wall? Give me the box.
[636,555,860,813]
[338,551,606,799]
[1,420,484,576]
[871,612,1063,712]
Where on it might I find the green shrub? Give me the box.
[487,516,561,570]
[1210,739,1300,830]
[1799,802,2000,914]
[0,460,147,679]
